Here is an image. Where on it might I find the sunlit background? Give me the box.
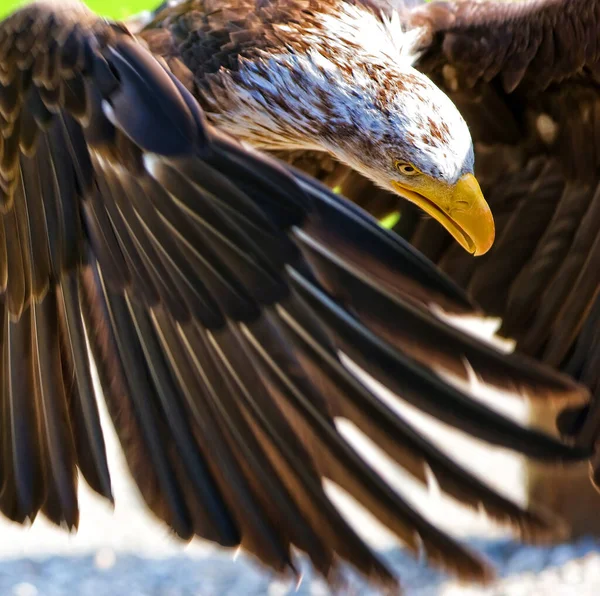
[1,0,154,19]
[0,0,599,594]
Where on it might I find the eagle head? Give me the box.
[321,67,494,257]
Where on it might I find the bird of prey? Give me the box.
[0,0,592,592]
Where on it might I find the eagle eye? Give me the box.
[394,161,419,176]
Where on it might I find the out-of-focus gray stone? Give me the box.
[0,538,598,595]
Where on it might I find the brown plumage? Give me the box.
[0,0,594,592]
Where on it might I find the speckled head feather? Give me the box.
[153,0,475,193]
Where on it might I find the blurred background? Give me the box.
[1,0,600,594]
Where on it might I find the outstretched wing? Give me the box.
[0,1,591,590]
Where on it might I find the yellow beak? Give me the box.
[391,173,495,256]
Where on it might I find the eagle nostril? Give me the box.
[454,200,470,210]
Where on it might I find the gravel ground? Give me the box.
[2,538,600,596]
[1,319,600,595]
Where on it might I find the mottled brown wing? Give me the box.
[0,0,594,590]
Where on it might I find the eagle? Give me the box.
[0,0,593,593]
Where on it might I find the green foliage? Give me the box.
[379,211,401,230]
[1,0,159,19]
